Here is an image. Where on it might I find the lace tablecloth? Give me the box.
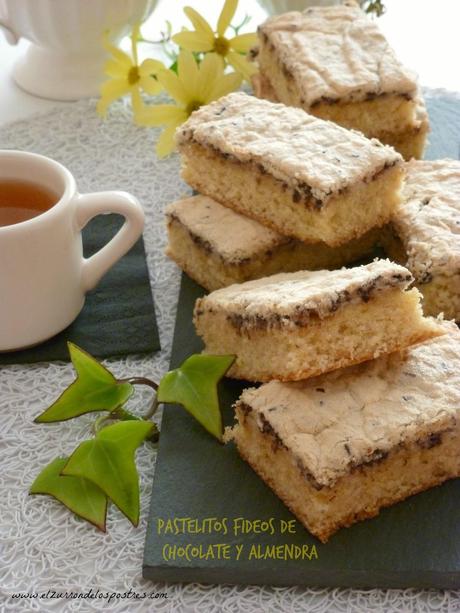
[0,93,459,613]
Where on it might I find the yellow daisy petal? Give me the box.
[172,31,215,53]
[131,23,140,65]
[131,89,144,122]
[156,122,182,158]
[183,6,214,39]
[227,50,257,81]
[206,72,242,102]
[139,75,163,96]
[157,70,189,105]
[137,104,187,127]
[229,32,258,53]
[197,53,221,101]
[139,58,165,77]
[104,58,130,79]
[102,35,132,69]
[217,0,238,36]
[178,50,199,101]
[97,79,132,117]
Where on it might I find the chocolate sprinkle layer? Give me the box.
[195,261,414,333]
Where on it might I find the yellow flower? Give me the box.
[138,50,242,158]
[97,25,165,120]
[172,0,257,81]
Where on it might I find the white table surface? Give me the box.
[0,1,459,611]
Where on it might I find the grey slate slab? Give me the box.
[143,95,460,588]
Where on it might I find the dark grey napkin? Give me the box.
[0,214,160,365]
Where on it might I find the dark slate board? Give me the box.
[0,214,160,364]
[143,96,460,588]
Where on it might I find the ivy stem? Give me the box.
[117,377,160,421]
[92,413,112,434]
[120,377,158,391]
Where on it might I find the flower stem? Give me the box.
[139,35,170,45]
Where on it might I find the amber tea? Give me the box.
[0,179,58,227]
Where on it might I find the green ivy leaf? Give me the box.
[61,421,153,526]
[29,457,107,531]
[157,354,235,441]
[35,343,133,423]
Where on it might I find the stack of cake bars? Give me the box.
[192,264,459,542]
[250,2,429,161]
[168,87,404,284]
[167,91,460,322]
[163,3,460,541]
[226,320,460,542]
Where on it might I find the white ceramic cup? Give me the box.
[0,0,157,100]
[0,150,145,352]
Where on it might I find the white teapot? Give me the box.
[0,0,157,100]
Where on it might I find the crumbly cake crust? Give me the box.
[393,159,460,282]
[404,95,429,135]
[234,321,458,490]
[194,259,412,328]
[176,92,402,207]
[165,194,288,264]
[257,4,418,108]
[417,274,460,321]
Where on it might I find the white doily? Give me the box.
[0,93,459,613]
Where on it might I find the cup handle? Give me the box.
[0,18,19,45]
[75,191,145,292]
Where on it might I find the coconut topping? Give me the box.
[258,4,418,107]
[176,93,402,204]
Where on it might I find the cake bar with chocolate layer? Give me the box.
[251,73,428,161]
[227,322,460,542]
[165,195,381,291]
[383,159,460,320]
[193,259,442,382]
[176,92,404,247]
[254,3,427,152]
